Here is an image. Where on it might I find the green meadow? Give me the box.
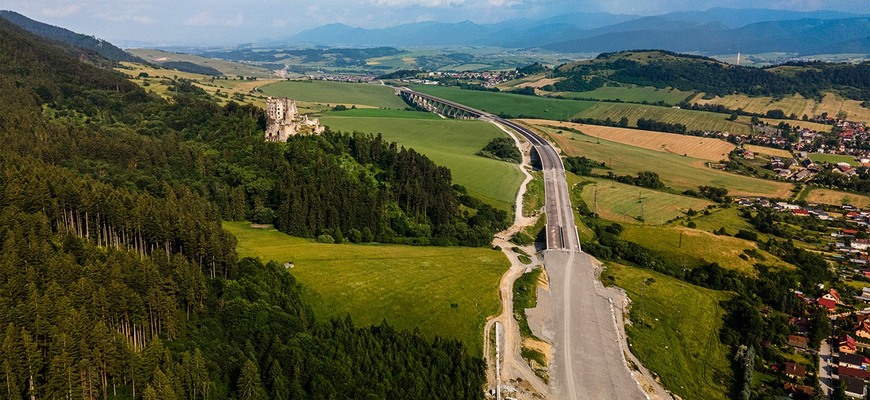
[321,113,524,211]
[603,263,733,400]
[224,221,507,356]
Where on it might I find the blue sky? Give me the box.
[4,0,869,46]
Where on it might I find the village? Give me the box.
[729,195,870,398]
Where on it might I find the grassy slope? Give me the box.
[532,123,794,198]
[224,222,506,356]
[557,85,694,105]
[261,80,409,109]
[320,113,524,212]
[620,225,793,275]
[128,48,275,78]
[604,263,733,400]
[576,102,754,134]
[804,188,870,208]
[579,177,713,225]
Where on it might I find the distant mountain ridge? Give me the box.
[0,10,142,63]
[284,8,870,55]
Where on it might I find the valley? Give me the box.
[3,4,870,400]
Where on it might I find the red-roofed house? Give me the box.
[856,319,870,339]
[785,362,807,379]
[793,209,810,217]
[789,334,809,349]
[818,289,841,311]
[839,366,870,380]
[841,334,858,354]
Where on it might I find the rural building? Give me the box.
[818,289,841,311]
[840,334,858,354]
[839,353,868,369]
[264,97,324,142]
[783,382,815,398]
[785,362,807,379]
[843,376,867,399]
[788,335,809,349]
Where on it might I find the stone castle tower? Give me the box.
[265,97,324,142]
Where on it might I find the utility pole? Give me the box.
[679,231,684,248]
[593,184,599,217]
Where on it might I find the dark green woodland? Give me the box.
[0,18,488,399]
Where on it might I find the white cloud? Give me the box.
[185,11,244,27]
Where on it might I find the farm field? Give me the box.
[743,144,792,158]
[574,101,754,134]
[521,120,735,161]
[578,177,713,225]
[809,153,858,166]
[693,92,870,125]
[692,93,815,119]
[527,122,794,197]
[817,93,870,124]
[803,188,870,208]
[128,48,276,78]
[224,222,506,356]
[320,113,524,211]
[261,80,409,109]
[620,225,794,275]
[603,263,732,400]
[410,84,595,121]
[555,85,694,105]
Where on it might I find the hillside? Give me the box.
[0,16,489,400]
[552,50,870,100]
[0,10,141,63]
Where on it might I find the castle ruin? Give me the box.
[265,97,324,142]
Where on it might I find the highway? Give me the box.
[398,88,650,399]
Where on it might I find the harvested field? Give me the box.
[743,144,792,158]
[693,92,870,125]
[816,93,870,123]
[521,120,735,162]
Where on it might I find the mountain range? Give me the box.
[284,8,870,55]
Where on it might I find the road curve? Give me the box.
[398,88,649,400]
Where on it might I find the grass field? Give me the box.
[528,122,794,198]
[410,84,596,121]
[603,263,733,400]
[575,102,755,134]
[117,62,281,107]
[522,120,735,162]
[743,144,792,158]
[566,174,597,242]
[804,188,870,208]
[809,153,858,166]
[579,177,713,225]
[320,113,524,211]
[556,86,694,105]
[262,80,409,109]
[320,108,441,119]
[620,225,793,275]
[224,221,507,356]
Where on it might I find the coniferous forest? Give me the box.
[0,18,488,399]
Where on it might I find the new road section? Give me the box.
[398,88,649,399]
